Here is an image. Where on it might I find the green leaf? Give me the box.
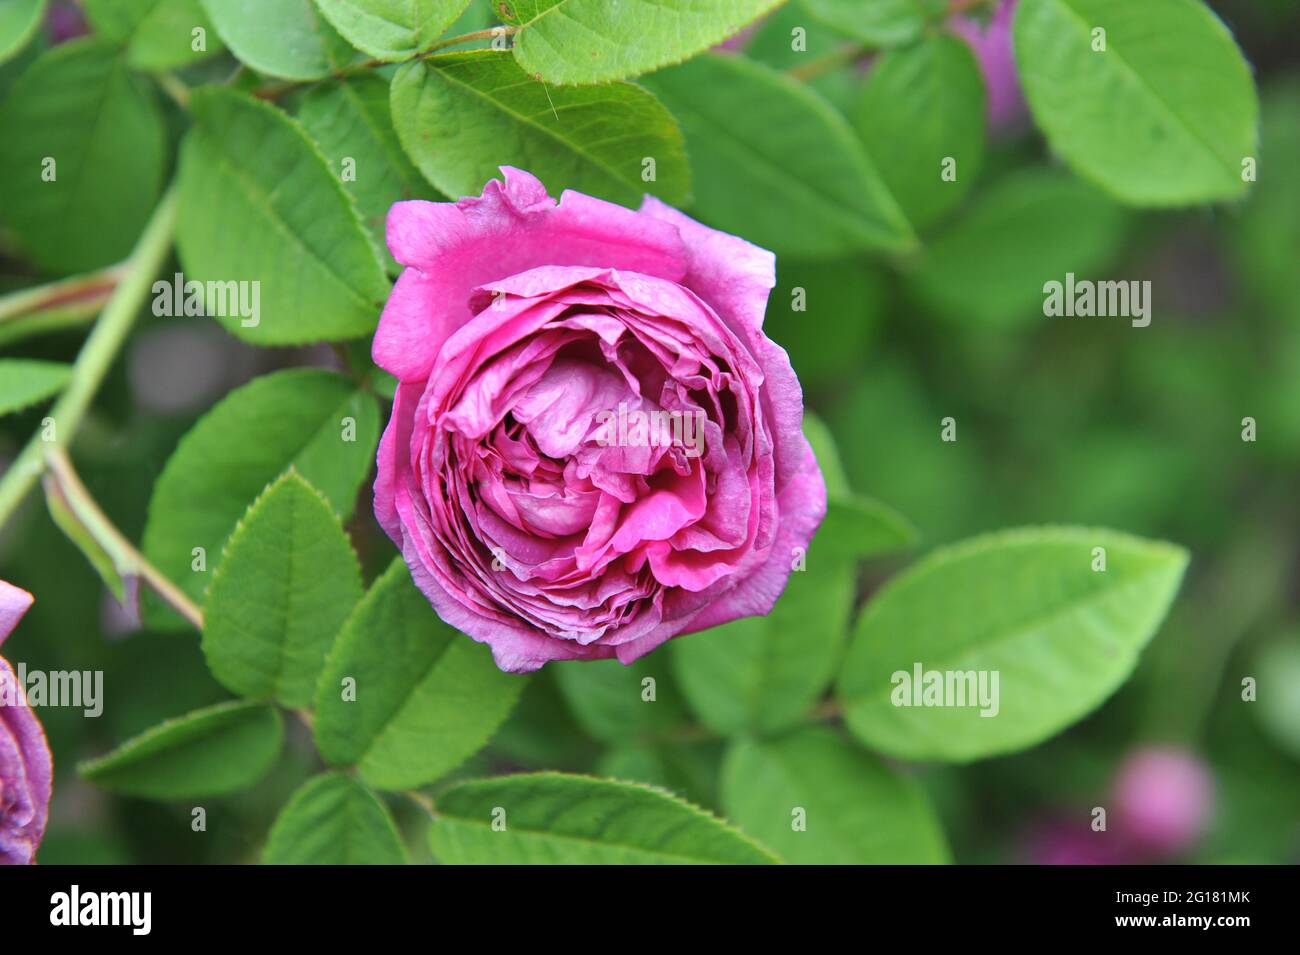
[0,40,165,274]
[837,526,1189,761]
[263,773,408,864]
[721,726,950,863]
[819,497,917,562]
[745,2,854,70]
[643,54,913,258]
[142,368,378,631]
[801,411,850,498]
[905,169,1127,330]
[596,741,721,810]
[671,541,853,736]
[553,654,689,742]
[84,0,225,70]
[507,0,781,84]
[0,358,70,416]
[314,559,526,789]
[390,50,691,208]
[199,0,351,80]
[804,411,918,559]
[314,0,470,60]
[79,701,283,799]
[1013,0,1259,206]
[429,773,778,864]
[177,87,390,344]
[854,32,985,229]
[801,0,934,48]
[0,0,44,65]
[203,472,363,709]
[297,72,439,271]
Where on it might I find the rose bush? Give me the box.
[373,168,826,672]
[0,580,50,866]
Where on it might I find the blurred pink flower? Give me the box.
[45,0,88,45]
[1024,815,1128,865]
[950,0,1027,135]
[1111,746,1214,857]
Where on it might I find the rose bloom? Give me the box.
[373,168,826,672]
[0,580,51,865]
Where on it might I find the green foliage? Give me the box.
[596,741,721,809]
[297,73,440,271]
[79,701,283,799]
[0,40,165,273]
[199,0,352,80]
[142,369,378,629]
[765,259,885,386]
[177,87,390,344]
[0,358,69,415]
[0,0,44,64]
[264,773,408,863]
[315,0,471,60]
[905,170,1128,329]
[1014,0,1259,205]
[671,555,853,736]
[429,773,779,863]
[838,527,1188,761]
[83,0,224,70]
[507,0,783,84]
[853,32,986,229]
[1250,635,1300,762]
[202,472,363,709]
[645,54,914,257]
[553,654,689,741]
[314,560,526,789]
[390,51,691,208]
[722,726,950,863]
[801,0,939,49]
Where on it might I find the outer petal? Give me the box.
[0,657,53,865]
[0,583,49,866]
[0,581,33,649]
[638,195,806,493]
[374,168,689,382]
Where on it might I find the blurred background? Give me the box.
[1,0,1297,863]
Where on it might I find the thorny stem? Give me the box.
[0,187,178,528]
[254,26,519,101]
[43,447,205,631]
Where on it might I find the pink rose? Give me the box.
[373,168,826,672]
[0,580,51,865]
